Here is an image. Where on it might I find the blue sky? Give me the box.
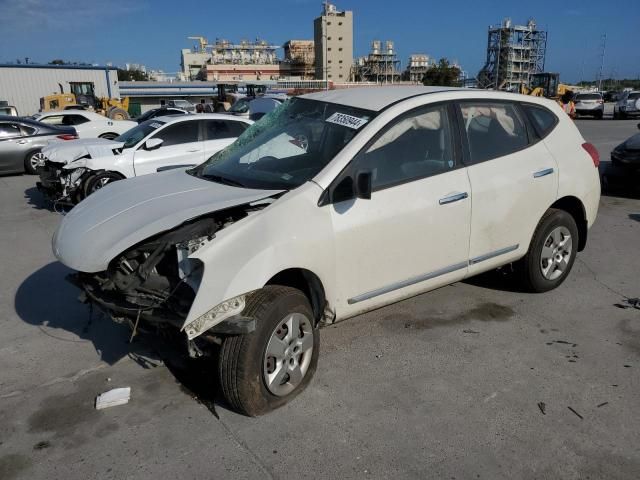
[1,0,638,82]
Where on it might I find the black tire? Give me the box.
[24,150,45,175]
[107,107,130,120]
[595,111,603,120]
[520,208,579,293]
[83,171,123,197]
[613,110,619,120]
[99,132,119,140]
[219,286,319,416]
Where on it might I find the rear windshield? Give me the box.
[629,93,640,100]
[576,94,601,100]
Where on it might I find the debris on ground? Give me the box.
[95,387,131,410]
[537,402,546,415]
[463,329,479,334]
[597,402,609,408]
[567,406,583,420]
[614,298,640,310]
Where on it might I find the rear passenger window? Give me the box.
[0,123,22,138]
[355,104,455,191]
[460,102,528,163]
[522,105,558,139]
[153,121,199,146]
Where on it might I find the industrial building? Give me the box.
[477,18,547,90]
[283,40,316,79]
[0,64,119,116]
[403,54,434,83]
[314,2,353,81]
[353,41,401,83]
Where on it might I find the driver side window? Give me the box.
[354,104,455,191]
[152,121,199,147]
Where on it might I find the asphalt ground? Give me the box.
[0,116,639,480]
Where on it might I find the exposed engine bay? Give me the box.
[37,160,92,205]
[70,202,268,334]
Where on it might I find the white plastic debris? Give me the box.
[95,387,131,410]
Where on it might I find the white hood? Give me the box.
[52,169,283,272]
[43,138,125,164]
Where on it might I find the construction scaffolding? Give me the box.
[404,54,433,83]
[283,40,315,79]
[477,18,547,90]
[353,41,401,83]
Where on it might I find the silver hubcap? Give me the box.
[30,152,46,168]
[263,312,314,397]
[540,226,572,281]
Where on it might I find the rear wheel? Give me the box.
[595,111,603,120]
[218,286,319,416]
[84,171,123,197]
[520,209,579,293]
[24,150,46,175]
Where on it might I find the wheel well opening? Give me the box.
[550,196,587,251]
[266,269,326,325]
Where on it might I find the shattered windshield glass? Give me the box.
[116,120,165,149]
[190,97,376,190]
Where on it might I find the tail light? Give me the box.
[582,142,600,168]
[57,134,77,141]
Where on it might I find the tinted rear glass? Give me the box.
[629,93,640,100]
[523,104,558,139]
[576,94,601,100]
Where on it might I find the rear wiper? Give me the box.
[201,174,246,188]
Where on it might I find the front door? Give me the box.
[329,103,472,316]
[0,122,27,173]
[202,119,247,159]
[133,120,203,175]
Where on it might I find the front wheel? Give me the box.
[520,209,579,293]
[219,286,319,416]
[83,171,123,197]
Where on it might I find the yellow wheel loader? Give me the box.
[40,82,130,120]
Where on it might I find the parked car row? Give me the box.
[46,87,602,416]
[37,113,252,204]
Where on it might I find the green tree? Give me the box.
[422,58,461,87]
[49,59,66,65]
[117,69,149,81]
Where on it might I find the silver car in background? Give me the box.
[574,92,604,119]
[0,116,77,175]
[614,91,640,119]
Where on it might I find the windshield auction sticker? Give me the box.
[326,112,369,130]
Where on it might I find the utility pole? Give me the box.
[322,1,329,90]
[597,34,606,92]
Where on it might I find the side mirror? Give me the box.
[144,138,163,150]
[355,171,372,200]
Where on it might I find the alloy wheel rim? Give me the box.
[30,152,47,168]
[540,226,572,281]
[263,312,314,396]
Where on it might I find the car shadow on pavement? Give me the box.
[463,268,529,293]
[14,261,230,415]
[23,186,54,211]
[15,262,140,365]
[600,164,640,200]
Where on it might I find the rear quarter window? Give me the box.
[629,93,640,100]
[522,104,558,139]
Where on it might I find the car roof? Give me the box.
[154,113,251,123]
[302,86,460,111]
[37,110,100,118]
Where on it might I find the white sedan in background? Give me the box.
[37,113,252,203]
[30,110,137,140]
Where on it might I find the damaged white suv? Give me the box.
[53,87,600,415]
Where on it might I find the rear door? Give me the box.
[457,100,558,275]
[0,122,25,173]
[132,119,203,175]
[202,119,248,158]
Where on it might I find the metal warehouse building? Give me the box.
[0,64,120,116]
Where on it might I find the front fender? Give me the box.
[183,182,336,329]
[82,153,135,178]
